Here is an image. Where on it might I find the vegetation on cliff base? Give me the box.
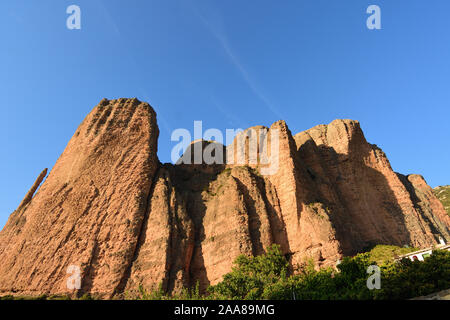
[135,244,450,300]
[434,185,450,216]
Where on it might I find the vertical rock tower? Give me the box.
[0,98,159,297]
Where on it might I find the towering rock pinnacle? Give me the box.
[0,98,159,297]
[0,100,449,298]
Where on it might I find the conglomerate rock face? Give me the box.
[0,98,159,298]
[0,99,449,298]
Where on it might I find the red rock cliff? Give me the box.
[0,99,448,298]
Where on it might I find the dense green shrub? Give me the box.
[207,244,289,300]
[134,245,450,300]
[260,252,376,300]
[373,249,450,299]
[207,245,450,300]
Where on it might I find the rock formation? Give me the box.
[0,98,449,298]
[0,98,159,298]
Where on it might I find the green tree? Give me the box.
[208,244,289,299]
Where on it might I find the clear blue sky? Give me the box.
[1,0,450,228]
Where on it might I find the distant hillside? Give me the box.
[434,185,450,216]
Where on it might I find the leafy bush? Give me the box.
[208,244,289,300]
[133,245,450,300]
[207,246,450,300]
[373,249,450,299]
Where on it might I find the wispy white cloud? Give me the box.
[209,94,246,129]
[97,0,121,36]
[193,7,284,120]
[96,1,172,136]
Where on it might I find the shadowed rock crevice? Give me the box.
[233,171,267,256]
[168,164,224,292]
[114,166,163,297]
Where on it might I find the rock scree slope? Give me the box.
[0,98,449,298]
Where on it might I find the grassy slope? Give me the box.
[433,185,450,216]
